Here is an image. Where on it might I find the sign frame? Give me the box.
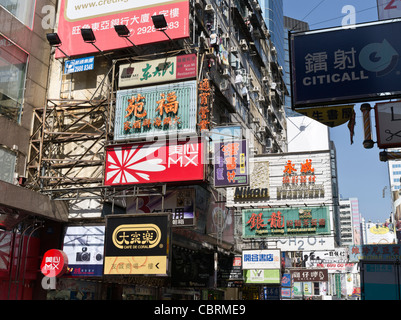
[375,100,401,148]
[104,213,171,276]
[290,19,401,109]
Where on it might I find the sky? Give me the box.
[283,0,394,222]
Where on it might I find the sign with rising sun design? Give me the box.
[104,137,205,186]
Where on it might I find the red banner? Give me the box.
[105,138,204,186]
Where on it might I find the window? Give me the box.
[0,146,16,184]
[0,34,28,123]
[0,0,36,28]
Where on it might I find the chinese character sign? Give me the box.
[242,207,330,238]
[114,80,197,140]
[291,20,401,108]
[290,268,328,282]
[242,249,281,270]
[40,249,68,278]
[214,140,248,187]
[104,214,170,275]
[104,138,204,186]
[119,54,197,87]
[197,78,212,132]
[56,0,190,58]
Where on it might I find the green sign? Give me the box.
[243,269,281,284]
[114,80,197,141]
[242,207,330,238]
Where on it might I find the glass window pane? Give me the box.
[0,146,16,184]
[0,0,36,28]
[0,35,28,123]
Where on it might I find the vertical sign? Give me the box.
[375,101,401,148]
[197,78,211,131]
[214,140,248,187]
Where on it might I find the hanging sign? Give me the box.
[375,100,401,148]
[40,249,68,278]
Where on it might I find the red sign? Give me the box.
[56,0,190,58]
[40,249,68,277]
[105,138,204,186]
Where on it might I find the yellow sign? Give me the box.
[296,105,355,127]
[104,256,167,275]
[369,226,389,235]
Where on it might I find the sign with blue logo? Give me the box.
[64,56,94,74]
[290,19,401,108]
[242,249,281,270]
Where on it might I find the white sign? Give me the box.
[377,0,401,20]
[242,249,281,270]
[275,236,336,251]
[375,101,401,148]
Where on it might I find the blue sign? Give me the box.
[64,56,94,74]
[290,20,401,108]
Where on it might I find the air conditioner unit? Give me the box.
[252,117,260,124]
[258,127,266,133]
[222,33,230,39]
[262,76,269,83]
[205,4,214,13]
[258,94,265,101]
[271,46,277,54]
[278,66,283,73]
[231,46,238,53]
[252,86,260,93]
[239,39,248,51]
[195,0,202,8]
[220,80,229,91]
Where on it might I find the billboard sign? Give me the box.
[243,269,281,284]
[56,0,190,58]
[242,207,330,238]
[104,213,171,275]
[104,137,204,186]
[349,244,401,262]
[114,80,197,140]
[375,101,401,148]
[290,268,329,282]
[377,0,401,20]
[214,140,248,187]
[63,226,105,277]
[242,249,281,270]
[119,53,197,88]
[290,20,401,108]
[64,56,94,74]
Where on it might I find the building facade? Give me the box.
[13,0,288,300]
[0,0,69,300]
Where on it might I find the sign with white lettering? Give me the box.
[64,56,94,74]
[375,101,401,148]
[290,20,401,108]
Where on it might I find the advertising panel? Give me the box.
[242,249,281,270]
[243,269,281,284]
[119,53,197,87]
[214,140,248,187]
[349,244,401,262]
[64,56,94,74]
[290,268,328,282]
[303,249,358,273]
[375,101,401,148]
[104,137,204,186]
[126,188,196,226]
[290,20,401,108]
[63,226,105,277]
[104,213,170,275]
[114,80,197,140]
[377,0,401,20]
[56,0,190,57]
[242,207,331,238]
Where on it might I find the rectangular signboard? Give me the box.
[349,244,401,262]
[114,80,197,140]
[242,207,330,238]
[243,269,281,284]
[56,0,190,58]
[290,20,401,108]
[214,139,248,187]
[63,226,105,277]
[104,213,170,275]
[242,249,281,270]
[119,53,197,87]
[64,56,94,74]
[290,268,328,282]
[375,100,401,148]
[104,137,204,186]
